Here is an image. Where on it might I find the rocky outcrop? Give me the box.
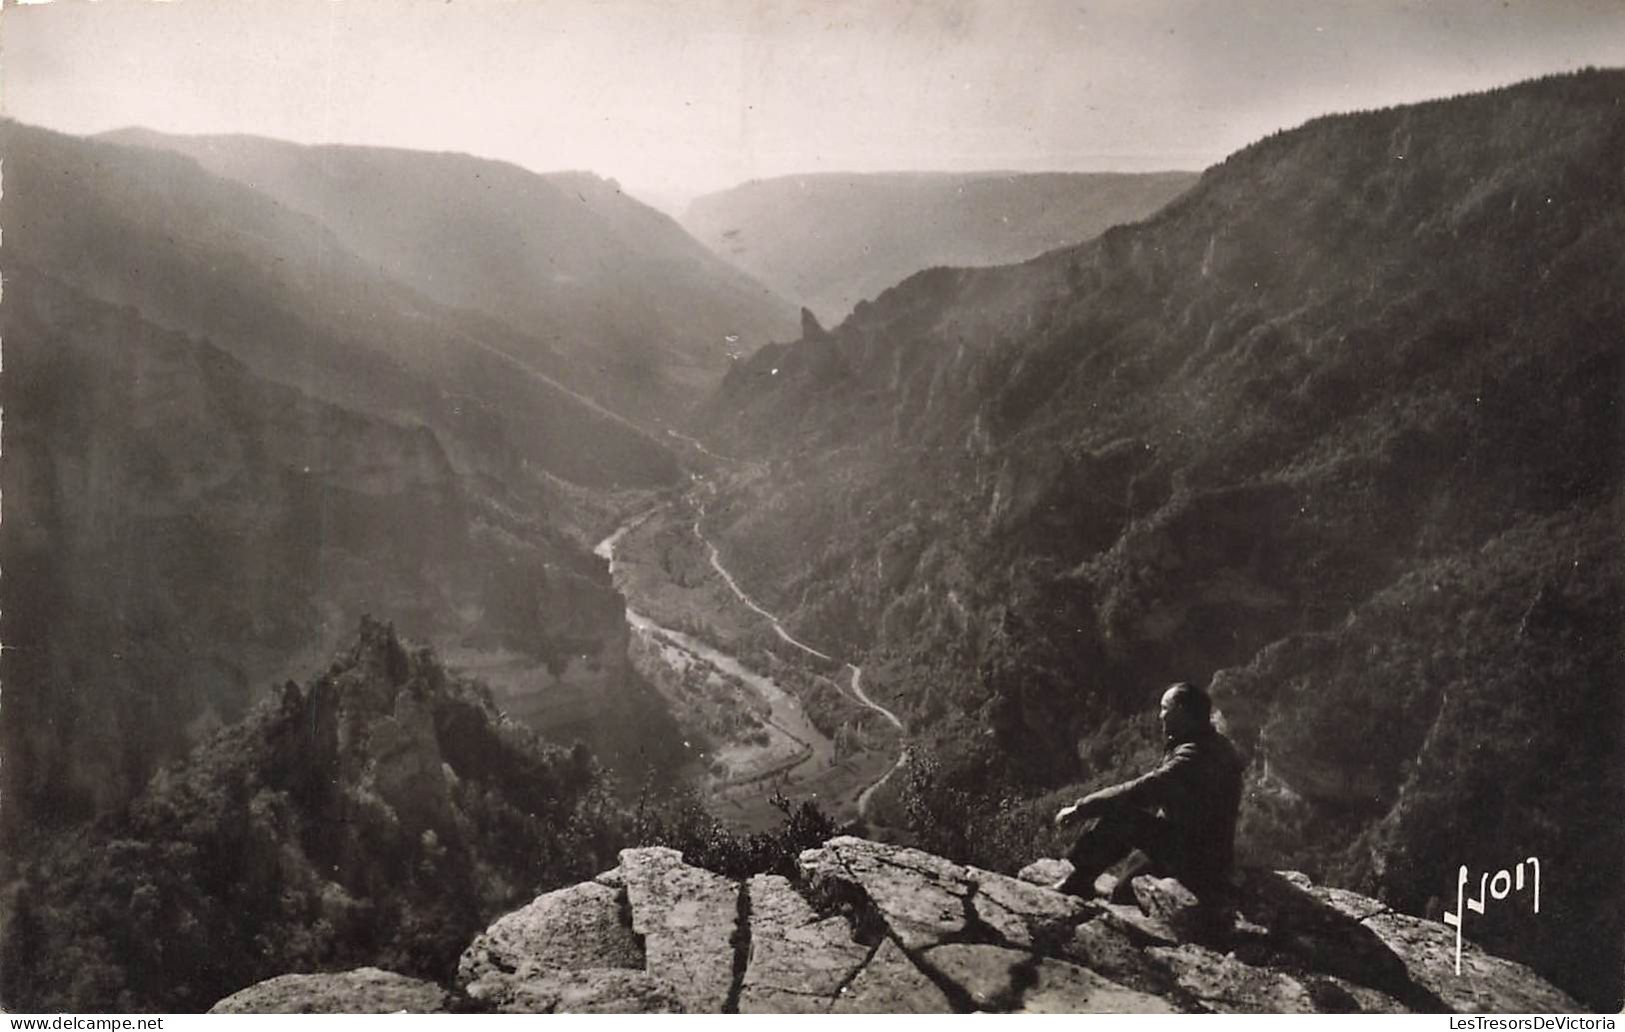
[212,836,1583,1013]
[619,846,741,1013]
[209,968,453,1014]
[738,874,871,1012]
[800,306,829,340]
[831,938,953,1013]
[459,969,685,1015]
[457,881,647,1012]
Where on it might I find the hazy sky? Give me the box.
[5,0,1623,205]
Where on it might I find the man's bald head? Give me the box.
[1159,681,1211,743]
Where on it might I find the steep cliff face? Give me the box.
[0,620,633,1013]
[3,119,680,489]
[694,70,1624,1007]
[211,837,1581,1014]
[0,268,673,834]
[0,119,689,837]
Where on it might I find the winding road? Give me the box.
[688,497,908,819]
[600,488,909,823]
[849,666,910,819]
[692,502,835,663]
[596,517,831,789]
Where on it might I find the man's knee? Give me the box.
[1096,808,1167,845]
[1067,810,1165,873]
[1067,813,1127,854]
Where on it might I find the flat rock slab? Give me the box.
[831,938,953,1014]
[1131,874,1233,941]
[1150,942,1410,1014]
[481,968,685,1014]
[1062,916,1183,1001]
[1308,975,1410,1014]
[923,943,1174,1013]
[209,968,451,1014]
[1019,856,1118,897]
[1132,875,1201,921]
[800,837,1088,953]
[1268,869,1391,924]
[1018,857,1074,888]
[458,880,641,1004]
[1309,887,1390,924]
[1149,943,1318,1013]
[800,838,970,949]
[620,846,740,1014]
[738,874,871,1013]
[1094,900,1180,945]
[968,863,1092,949]
[1358,910,1581,1013]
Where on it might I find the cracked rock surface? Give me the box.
[923,943,1174,1013]
[619,846,740,1014]
[831,937,953,1013]
[738,874,872,1012]
[210,837,1584,1013]
[472,968,685,1014]
[1358,910,1579,1013]
[456,880,645,1009]
[209,968,452,1013]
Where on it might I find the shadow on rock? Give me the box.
[1224,870,1448,1012]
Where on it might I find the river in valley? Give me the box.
[594,498,906,824]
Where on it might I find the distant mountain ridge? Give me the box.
[695,69,1625,1007]
[9,120,678,489]
[103,128,802,425]
[682,170,1198,324]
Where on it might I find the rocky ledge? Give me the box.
[211,836,1580,1014]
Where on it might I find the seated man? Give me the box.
[1052,682,1244,903]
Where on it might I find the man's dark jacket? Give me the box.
[1089,724,1245,892]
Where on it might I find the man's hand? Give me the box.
[1056,791,1112,829]
[1054,802,1085,829]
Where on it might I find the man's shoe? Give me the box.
[1106,874,1138,905]
[1051,872,1098,898]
